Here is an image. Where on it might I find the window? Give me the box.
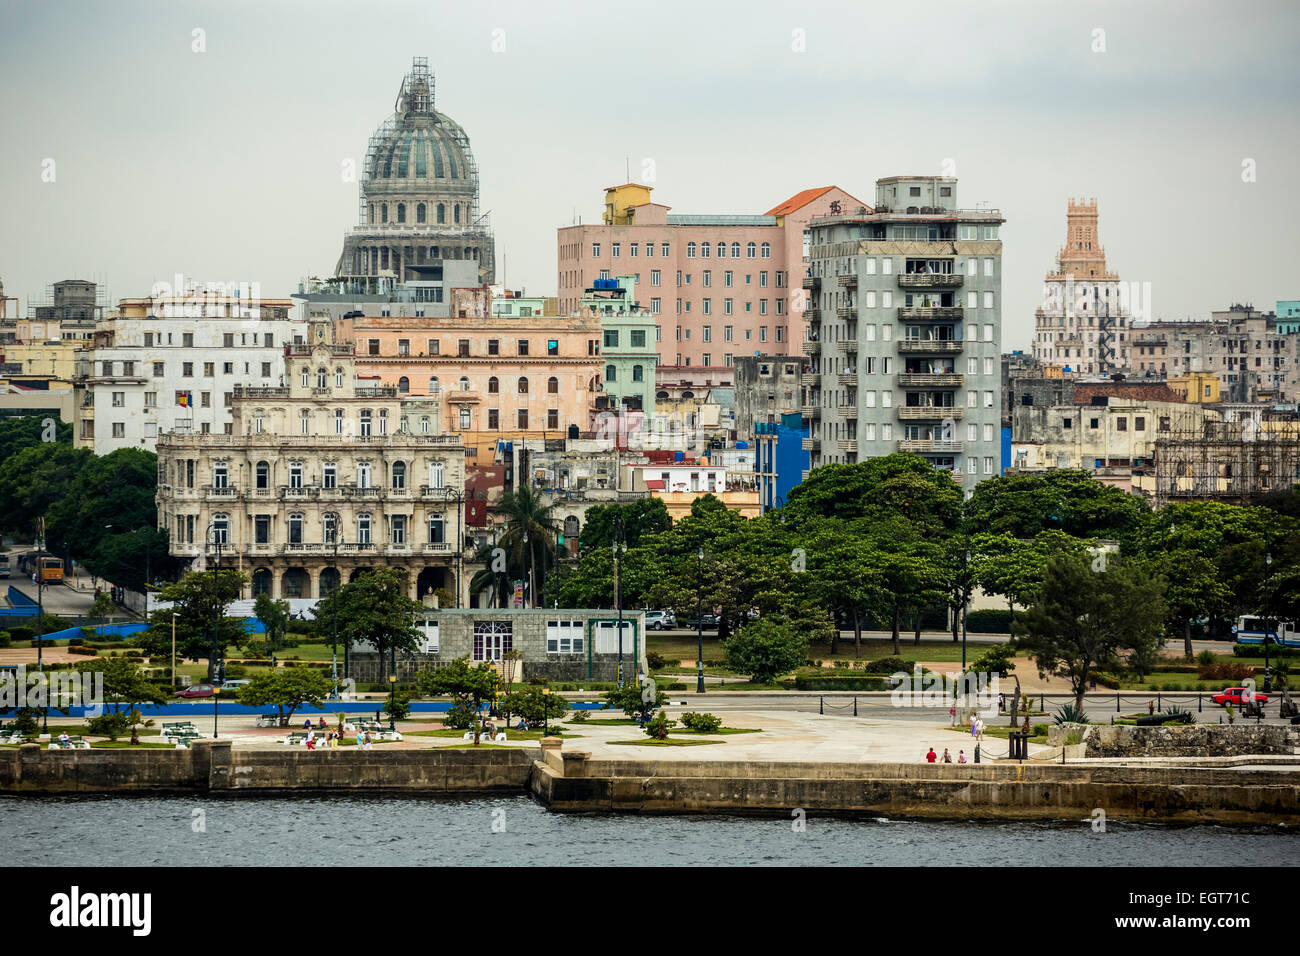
[153,362,164,377]
[517,339,529,356]
[546,620,585,654]
[111,422,125,438]
[182,333,194,348]
[391,515,407,545]
[289,462,304,489]
[612,242,620,257]
[592,242,600,257]
[488,409,499,429]
[111,391,125,407]
[183,362,194,377]
[357,513,372,544]
[518,377,529,394]
[288,513,304,545]
[606,364,617,383]
[360,410,372,437]
[473,620,514,662]
[392,461,406,489]
[429,460,445,489]
[548,340,559,356]
[547,376,559,394]
[1116,416,1128,432]
[761,242,770,258]
[254,515,270,544]
[1135,416,1146,432]
[651,269,661,287]
[428,517,445,544]
[687,242,696,258]
[487,376,499,394]
[547,409,559,429]
[203,362,215,377]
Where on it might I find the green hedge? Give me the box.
[965,609,1012,633]
[793,675,889,691]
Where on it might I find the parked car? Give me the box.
[218,679,251,691]
[644,610,677,630]
[174,683,217,699]
[1212,686,1269,707]
[683,614,719,631]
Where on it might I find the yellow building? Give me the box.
[1168,370,1220,404]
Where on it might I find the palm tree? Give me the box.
[492,486,559,608]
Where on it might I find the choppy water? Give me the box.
[2,795,1296,866]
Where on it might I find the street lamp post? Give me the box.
[961,547,971,672]
[206,523,223,739]
[1264,550,1274,693]
[696,546,705,695]
[543,687,551,736]
[171,612,179,689]
[388,673,397,731]
[35,524,47,735]
[328,517,342,699]
[522,530,530,609]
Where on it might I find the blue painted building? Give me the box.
[756,412,810,512]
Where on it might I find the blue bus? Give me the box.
[1234,616,1300,649]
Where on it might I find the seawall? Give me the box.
[4,741,1298,824]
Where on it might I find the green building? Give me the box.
[584,275,656,418]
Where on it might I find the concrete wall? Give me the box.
[1048,722,1300,758]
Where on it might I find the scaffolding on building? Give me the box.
[1152,407,1300,507]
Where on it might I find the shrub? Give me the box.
[643,710,675,740]
[645,651,666,671]
[864,656,909,675]
[1032,723,1050,737]
[1086,670,1121,690]
[1064,729,1085,746]
[679,712,722,732]
[442,702,476,729]
[1196,649,1217,667]
[1198,661,1255,681]
[7,626,34,642]
[385,692,412,722]
[86,711,132,741]
[667,682,686,691]
[0,631,9,649]
[568,709,590,723]
[1053,702,1089,725]
[67,645,98,656]
[964,608,1012,633]
[67,638,83,647]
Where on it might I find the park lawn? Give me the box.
[406,728,582,740]
[441,743,513,749]
[671,727,761,735]
[569,717,639,726]
[89,741,184,749]
[608,738,725,747]
[1114,672,1219,691]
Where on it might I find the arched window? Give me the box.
[316,367,327,389]
[547,376,559,394]
[252,568,272,596]
[323,513,338,544]
[381,204,388,223]
[429,460,445,489]
[458,376,470,391]
[428,376,440,393]
[518,377,529,394]
[454,205,461,223]
[437,204,445,224]
[747,242,756,258]
[357,512,372,544]
[398,376,409,394]
[397,203,406,223]
[717,241,727,258]
[334,409,343,434]
[288,512,304,545]
[335,367,343,387]
[632,364,644,382]
[731,242,741,258]
[701,242,710,258]
[300,367,309,387]
[416,203,426,223]
[255,461,270,489]
[761,242,771,258]
[367,203,375,224]
[687,242,697,258]
[212,513,230,545]
[392,461,406,490]
[487,376,499,394]
[606,364,617,382]
[379,409,388,434]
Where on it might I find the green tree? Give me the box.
[236,669,332,727]
[253,592,291,653]
[312,568,422,671]
[722,618,808,683]
[0,414,71,467]
[418,658,500,744]
[138,568,248,681]
[964,470,1150,543]
[579,498,672,549]
[75,656,166,712]
[1013,553,1167,709]
[0,442,91,539]
[495,485,559,606]
[603,676,668,723]
[500,684,568,726]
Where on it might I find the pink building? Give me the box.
[556,184,867,366]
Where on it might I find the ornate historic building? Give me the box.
[155,314,469,604]
[1031,199,1131,377]
[335,57,495,286]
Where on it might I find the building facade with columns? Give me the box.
[155,314,469,604]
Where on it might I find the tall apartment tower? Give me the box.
[1032,199,1130,376]
[801,176,1005,493]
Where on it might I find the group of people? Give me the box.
[299,717,373,750]
[925,747,968,764]
[947,706,988,739]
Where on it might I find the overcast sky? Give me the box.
[2,0,1298,348]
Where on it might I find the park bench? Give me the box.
[255,714,284,728]
[461,731,507,742]
[284,733,307,746]
[50,737,91,750]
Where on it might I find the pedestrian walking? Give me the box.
[305,730,316,751]
[969,712,978,738]
[363,731,373,751]
[948,703,957,726]
[998,693,1005,713]
[975,716,985,741]
[355,729,363,747]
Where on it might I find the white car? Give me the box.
[644,610,677,630]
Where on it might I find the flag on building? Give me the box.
[177,392,191,407]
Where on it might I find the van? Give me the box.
[644,610,677,630]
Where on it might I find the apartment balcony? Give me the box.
[800,469,811,482]
[897,373,963,388]
[801,436,820,451]
[420,542,455,555]
[280,486,320,500]
[355,386,399,399]
[802,274,821,292]
[837,372,858,386]
[234,386,290,399]
[898,274,964,289]
[836,339,858,355]
[801,339,820,356]
[898,307,964,321]
[898,406,963,421]
[800,403,820,420]
[897,439,965,454]
[804,308,821,324]
[205,486,239,498]
[445,389,482,404]
[897,339,963,355]
[840,405,858,420]
[837,305,857,320]
[343,486,384,499]
[838,438,858,453]
[803,373,820,389]
[837,274,858,289]
[419,485,458,499]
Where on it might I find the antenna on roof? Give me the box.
[626,156,630,182]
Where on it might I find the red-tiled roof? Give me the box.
[766,186,868,217]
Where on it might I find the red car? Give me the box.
[174,683,217,699]
[1211,687,1269,707]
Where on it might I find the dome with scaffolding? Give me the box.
[335,57,495,284]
